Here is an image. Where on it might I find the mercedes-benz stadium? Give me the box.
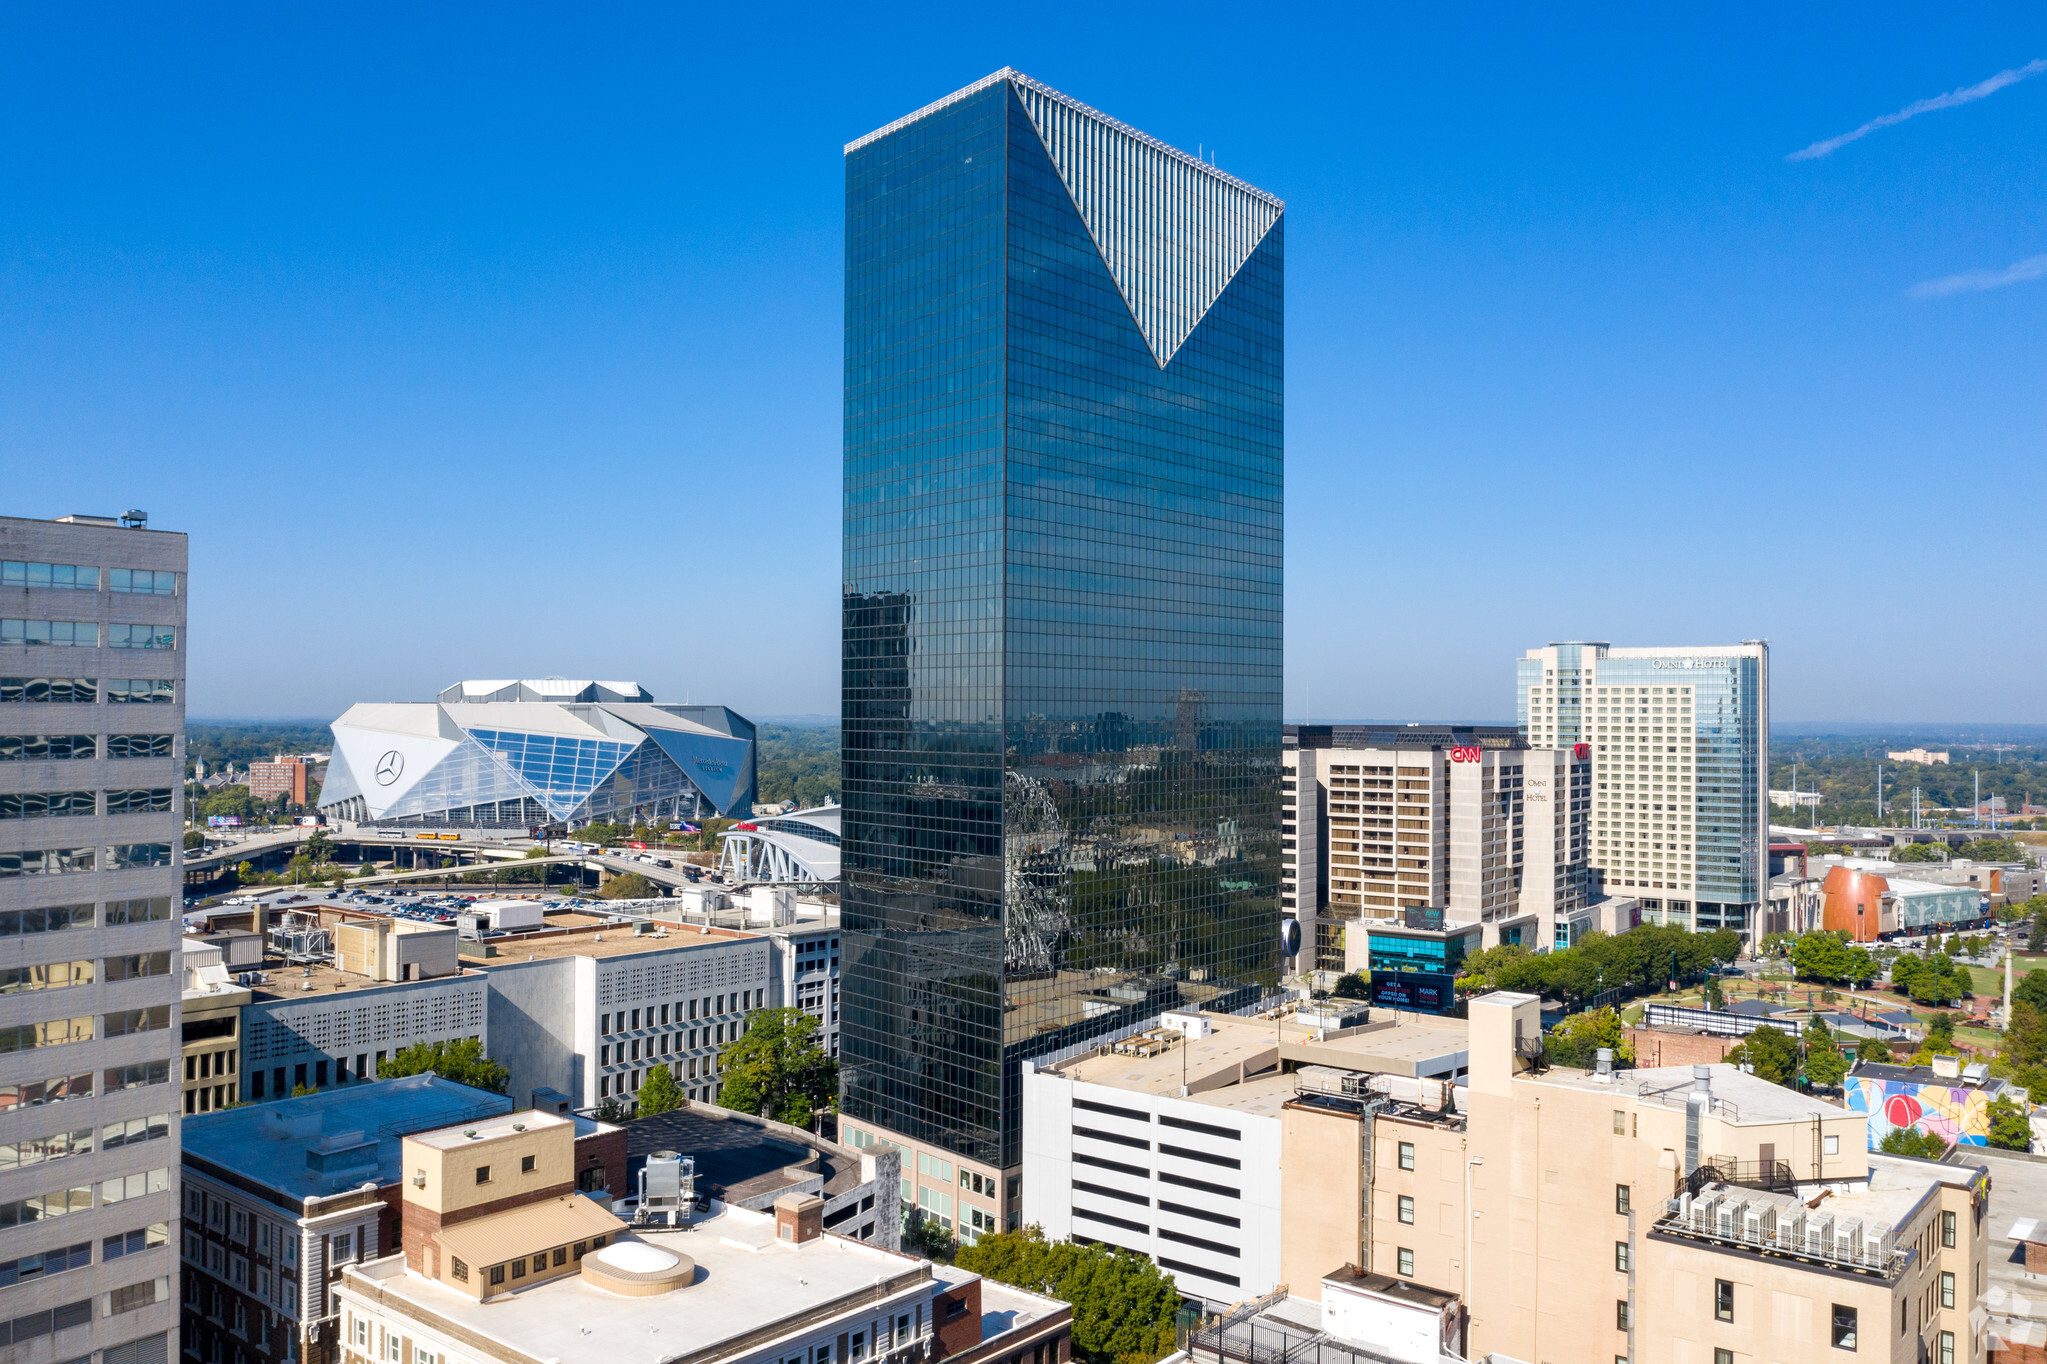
[318,678,756,830]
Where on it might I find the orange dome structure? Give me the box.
[1821,865,1888,942]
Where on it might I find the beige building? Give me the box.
[180,936,251,1114]
[1283,725,1589,968]
[335,1108,1073,1364]
[1279,991,1988,1364]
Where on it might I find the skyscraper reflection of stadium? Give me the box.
[317,679,755,829]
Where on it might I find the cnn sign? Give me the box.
[1450,746,1483,763]
[1574,743,1590,759]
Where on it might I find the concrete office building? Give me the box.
[180,1078,627,1364]
[332,1109,1073,1364]
[649,891,843,1059]
[1517,641,1770,943]
[840,70,1285,1229]
[239,964,488,1105]
[1280,991,1986,1364]
[179,939,250,1116]
[1283,725,1590,967]
[479,922,773,1112]
[1021,1007,1467,1303]
[0,511,187,1364]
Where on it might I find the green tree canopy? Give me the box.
[1788,932,1876,986]
[1988,1095,2033,1152]
[1894,842,1949,863]
[597,871,658,900]
[1727,1025,1798,1086]
[1802,1020,1850,1091]
[1543,1007,1634,1070]
[1878,1126,1950,1159]
[1856,1035,1893,1062]
[376,1038,508,1094]
[954,1227,1178,1364]
[1330,971,1370,1001]
[718,1008,835,1126]
[635,1063,684,1117]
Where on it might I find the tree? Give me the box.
[1802,1020,1849,1091]
[955,1226,1179,1364]
[1857,1036,1893,1062]
[636,1063,684,1117]
[1927,1012,1957,1050]
[1894,842,1949,864]
[1790,933,1857,985]
[1704,928,1742,965]
[1704,976,1727,1011]
[2006,1002,2047,1070]
[1988,1095,2034,1152]
[183,829,206,851]
[377,1038,509,1094]
[1330,972,1370,1001]
[718,1008,835,1126]
[1543,1007,1634,1070]
[1727,1025,1798,1086]
[903,1211,957,1264]
[1878,1126,1950,1160]
[597,871,657,900]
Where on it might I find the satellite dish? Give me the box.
[1279,918,1302,959]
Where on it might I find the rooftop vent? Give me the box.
[121,510,147,529]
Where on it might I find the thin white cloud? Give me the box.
[1908,253,2047,298]
[1788,58,2047,161]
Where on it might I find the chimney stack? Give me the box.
[774,1193,825,1245]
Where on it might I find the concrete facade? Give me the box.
[1282,725,1590,969]
[1281,992,1988,1364]
[0,512,187,1364]
[478,926,773,1112]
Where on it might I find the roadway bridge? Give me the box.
[184,830,712,896]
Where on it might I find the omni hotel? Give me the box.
[1516,641,1770,944]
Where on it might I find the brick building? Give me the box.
[178,1076,624,1364]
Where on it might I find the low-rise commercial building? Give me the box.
[180,1079,626,1364]
[1279,991,1988,1364]
[1820,863,1987,941]
[1021,1007,1467,1301]
[478,919,773,1111]
[333,1107,1069,1364]
[181,937,251,1115]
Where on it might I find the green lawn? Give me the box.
[1965,956,2047,998]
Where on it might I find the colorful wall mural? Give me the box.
[1846,1075,1993,1148]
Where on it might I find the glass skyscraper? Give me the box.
[839,69,1284,1215]
[1516,641,1769,942]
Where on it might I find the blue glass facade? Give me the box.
[841,74,1284,1168]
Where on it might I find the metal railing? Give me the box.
[1679,1158,1797,1198]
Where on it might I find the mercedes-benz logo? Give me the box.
[375,750,405,786]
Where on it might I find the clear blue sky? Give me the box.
[4,5,2042,724]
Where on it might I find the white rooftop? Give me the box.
[345,1204,938,1364]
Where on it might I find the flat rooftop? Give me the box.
[182,1075,512,1205]
[624,1108,866,1203]
[346,1203,935,1364]
[407,1107,576,1151]
[469,920,760,965]
[1052,1009,1469,1095]
[244,955,484,1003]
[1537,1063,1854,1125]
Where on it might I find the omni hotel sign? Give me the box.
[1651,658,1732,670]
